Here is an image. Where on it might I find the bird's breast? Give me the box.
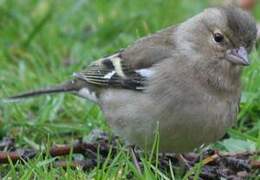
[99,87,239,153]
[157,92,238,152]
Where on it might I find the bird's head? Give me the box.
[174,7,257,92]
[176,6,257,67]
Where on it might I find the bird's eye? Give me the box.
[213,33,224,43]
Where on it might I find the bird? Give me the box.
[3,6,257,153]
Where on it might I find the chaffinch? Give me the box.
[5,7,257,152]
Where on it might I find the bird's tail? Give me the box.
[0,81,78,104]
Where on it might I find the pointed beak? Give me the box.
[225,47,250,66]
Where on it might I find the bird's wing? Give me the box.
[74,51,147,91]
[3,26,176,101]
[74,26,176,91]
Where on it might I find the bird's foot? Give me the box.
[129,145,142,174]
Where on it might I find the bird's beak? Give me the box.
[225,47,250,66]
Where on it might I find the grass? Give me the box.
[0,0,259,179]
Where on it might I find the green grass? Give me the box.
[0,0,259,179]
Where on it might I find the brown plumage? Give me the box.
[3,7,257,153]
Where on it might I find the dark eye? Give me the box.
[213,33,224,43]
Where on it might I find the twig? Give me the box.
[0,149,36,163]
[0,142,112,164]
[0,151,22,163]
[251,160,260,169]
[222,156,251,172]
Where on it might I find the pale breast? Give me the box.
[99,88,239,153]
[157,93,238,152]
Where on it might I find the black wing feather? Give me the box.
[73,52,146,91]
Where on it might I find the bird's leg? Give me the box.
[177,149,218,170]
[129,145,142,174]
[177,154,192,170]
[191,148,219,166]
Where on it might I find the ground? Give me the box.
[0,0,259,179]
